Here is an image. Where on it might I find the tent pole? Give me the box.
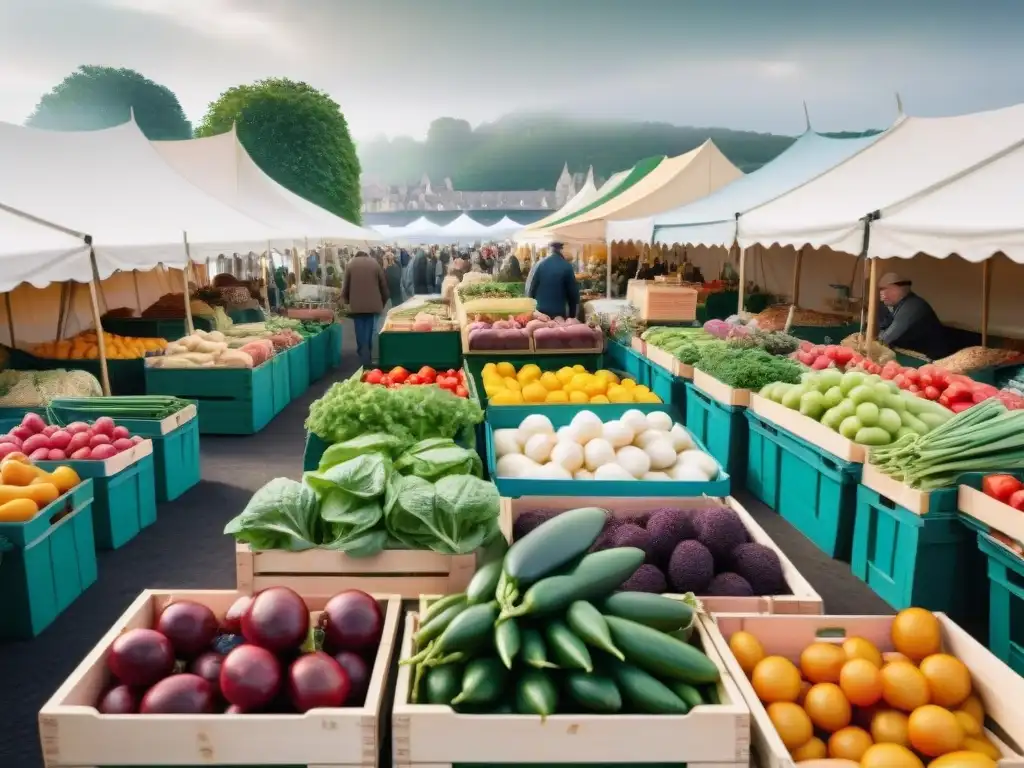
[865,258,880,358]
[182,234,195,335]
[132,270,142,313]
[88,250,112,396]
[55,283,67,341]
[4,292,15,348]
[59,283,72,341]
[262,244,272,315]
[981,259,992,347]
[606,241,612,299]
[790,245,804,308]
[737,244,747,314]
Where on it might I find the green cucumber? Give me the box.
[501,548,645,620]
[565,671,622,713]
[423,664,463,705]
[451,658,507,706]
[608,659,691,714]
[604,615,720,684]
[544,620,593,672]
[415,601,469,647]
[521,627,557,669]
[503,506,608,584]
[466,559,503,604]
[667,681,704,709]
[515,668,559,719]
[420,592,466,625]
[567,601,624,661]
[495,617,521,669]
[602,591,694,632]
[402,602,499,665]
[703,684,721,704]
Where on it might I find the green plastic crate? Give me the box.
[0,480,97,639]
[145,361,276,435]
[101,316,213,340]
[744,410,862,560]
[685,381,748,483]
[378,329,462,370]
[976,531,1024,675]
[308,327,330,381]
[286,341,311,398]
[228,308,265,324]
[649,364,686,410]
[852,485,983,620]
[327,323,343,368]
[303,431,331,471]
[271,354,291,414]
[623,348,651,388]
[8,351,147,395]
[112,411,201,503]
[604,339,628,371]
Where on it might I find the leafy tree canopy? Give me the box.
[196,78,362,223]
[27,66,191,139]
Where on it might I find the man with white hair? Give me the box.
[876,272,949,360]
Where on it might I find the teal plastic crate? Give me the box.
[379,329,462,370]
[8,352,146,395]
[271,354,291,414]
[684,381,747,482]
[113,410,201,503]
[852,484,982,619]
[101,316,213,340]
[145,361,276,435]
[228,308,265,324]
[38,450,157,550]
[604,339,629,372]
[486,405,729,498]
[977,531,1024,675]
[623,348,651,388]
[327,323,343,368]
[286,341,311,398]
[308,328,330,381]
[744,410,862,560]
[649,364,686,410]
[303,431,331,472]
[0,480,97,639]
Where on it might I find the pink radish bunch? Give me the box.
[0,413,143,461]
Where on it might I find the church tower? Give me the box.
[555,163,575,207]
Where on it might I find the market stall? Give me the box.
[378,295,461,370]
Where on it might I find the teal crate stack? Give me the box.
[976,532,1024,675]
[648,364,686,411]
[119,411,201,503]
[745,410,862,560]
[685,381,748,482]
[308,327,329,381]
[271,354,291,414]
[327,323,343,368]
[0,480,97,639]
[604,339,629,372]
[303,431,331,472]
[286,341,311,398]
[852,484,982,622]
[623,348,651,388]
[39,449,158,550]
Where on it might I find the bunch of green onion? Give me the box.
[47,396,191,421]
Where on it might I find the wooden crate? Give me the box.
[392,609,751,768]
[704,612,1024,768]
[627,281,699,322]
[646,343,694,379]
[694,369,751,408]
[862,461,934,515]
[236,542,479,599]
[749,393,865,463]
[960,484,1024,545]
[39,588,402,768]
[500,495,822,615]
[630,335,646,356]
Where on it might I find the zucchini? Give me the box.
[420,592,466,625]
[609,659,691,714]
[521,626,557,669]
[502,548,645,620]
[565,671,622,713]
[423,664,463,705]
[495,617,521,669]
[567,601,624,661]
[451,657,507,706]
[466,559,503,604]
[402,602,499,665]
[515,668,559,720]
[604,615,720,684]
[503,506,607,587]
[415,601,468,648]
[544,620,593,672]
[703,684,721,705]
[667,681,704,709]
[602,592,694,632]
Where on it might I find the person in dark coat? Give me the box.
[412,249,430,294]
[342,250,389,368]
[876,272,950,360]
[527,242,580,319]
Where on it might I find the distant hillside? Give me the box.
[358,113,807,190]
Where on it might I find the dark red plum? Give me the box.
[157,601,219,659]
[318,591,382,652]
[288,652,350,712]
[241,587,309,653]
[140,674,215,714]
[107,628,175,687]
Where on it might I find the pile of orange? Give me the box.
[729,608,1000,767]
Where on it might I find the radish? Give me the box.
[112,438,134,453]
[0,443,21,460]
[66,421,90,435]
[46,449,67,460]
[131,435,144,444]
[89,433,112,448]
[90,444,117,460]
[22,434,49,455]
[11,426,32,441]
[0,434,22,448]
[67,432,90,453]
[48,431,72,451]
[29,447,50,460]
[21,413,46,434]
[112,426,131,441]
[71,447,92,459]
[42,425,58,437]
[93,417,116,436]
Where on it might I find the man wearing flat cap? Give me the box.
[876,272,949,360]
[527,241,580,320]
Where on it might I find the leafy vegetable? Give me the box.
[457,282,526,299]
[319,491,388,556]
[696,344,804,390]
[394,437,482,481]
[318,433,410,471]
[223,478,320,551]
[725,331,801,356]
[384,474,501,554]
[305,453,392,499]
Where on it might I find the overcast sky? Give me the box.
[2,0,1023,141]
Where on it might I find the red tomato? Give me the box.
[984,474,1023,503]
[893,374,906,388]
[811,356,832,370]
[455,385,468,398]
[908,384,920,393]
[445,369,458,378]
[919,373,933,387]
[905,368,920,382]
[938,394,950,407]
[438,376,457,391]
[923,385,940,400]
[389,367,409,384]
[881,368,894,380]
[364,369,384,385]
[1010,489,1024,511]
[418,366,436,382]
[387,382,403,389]
[407,374,423,385]
[379,375,392,387]
[950,400,972,413]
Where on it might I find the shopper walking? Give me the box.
[342,250,389,369]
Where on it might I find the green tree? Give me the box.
[27,66,191,139]
[196,78,362,223]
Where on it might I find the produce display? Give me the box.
[0,411,143,461]
[981,473,1024,511]
[0,369,101,408]
[145,330,260,369]
[0,453,81,521]
[461,298,536,324]
[138,292,214,320]
[641,326,716,357]
[494,409,719,482]
[728,608,1002,766]
[226,433,500,556]
[95,588,384,714]
[931,346,1023,374]
[403,507,725,716]
[30,330,167,360]
[694,343,805,391]
[483,362,659,405]
[759,369,953,447]
[794,342,871,371]
[512,505,787,597]
[752,305,852,331]
[871,399,1024,490]
[361,366,470,398]
[457,282,526,300]
[305,376,483,446]
[466,312,603,352]
[48,395,194,421]
[384,302,456,332]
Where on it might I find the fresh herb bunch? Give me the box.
[697,344,803,390]
[457,282,526,299]
[726,330,801,356]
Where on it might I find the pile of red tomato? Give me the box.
[361,366,470,398]
[982,473,1024,511]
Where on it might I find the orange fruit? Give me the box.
[728,631,765,676]
[803,682,851,732]
[751,655,802,703]
[790,736,827,761]
[891,607,942,661]
[871,708,911,746]
[919,653,972,708]
[908,704,964,757]
[843,635,884,667]
[766,701,813,750]
[828,725,873,761]
[800,642,847,684]
[860,742,924,768]
[962,735,1001,760]
[880,660,930,711]
[928,751,997,767]
[884,651,913,665]
[954,710,982,738]
[796,679,812,705]
[839,658,884,706]
[958,694,985,726]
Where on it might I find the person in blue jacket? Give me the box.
[527,241,580,319]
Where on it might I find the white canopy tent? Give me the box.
[437,213,492,241]
[0,204,90,293]
[486,216,522,238]
[516,167,614,246]
[387,216,445,243]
